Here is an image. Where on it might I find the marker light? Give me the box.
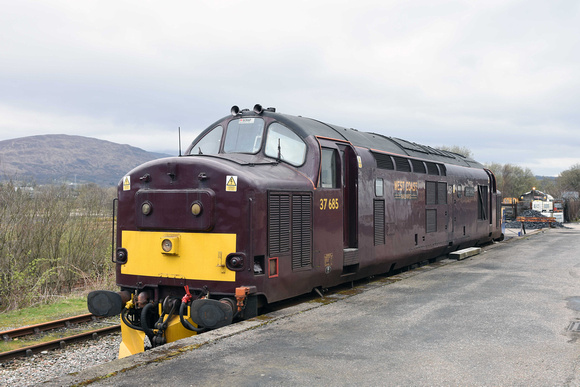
[141,202,152,216]
[226,253,246,271]
[115,248,128,264]
[191,202,202,216]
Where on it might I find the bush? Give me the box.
[566,199,580,222]
[0,182,117,311]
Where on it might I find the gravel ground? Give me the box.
[0,333,121,386]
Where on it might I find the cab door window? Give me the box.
[319,148,339,188]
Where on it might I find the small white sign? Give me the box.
[226,175,238,192]
[123,176,131,191]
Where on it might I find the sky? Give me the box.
[1,0,579,176]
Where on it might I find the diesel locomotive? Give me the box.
[88,105,503,358]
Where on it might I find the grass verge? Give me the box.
[0,295,108,353]
[0,295,89,331]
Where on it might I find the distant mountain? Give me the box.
[0,134,171,186]
[536,175,557,181]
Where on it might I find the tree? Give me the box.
[536,178,558,197]
[485,163,539,199]
[557,163,580,193]
[557,164,580,221]
[435,145,473,158]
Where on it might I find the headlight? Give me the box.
[141,201,152,216]
[161,239,172,252]
[161,235,180,255]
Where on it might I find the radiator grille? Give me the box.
[411,159,426,174]
[269,192,312,270]
[426,209,437,233]
[374,200,385,245]
[426,162,439,175]
[292,195,312,269]
[268,194,290,255]
[438,182,447,204]
[426,181,437,205]
[372,152,394,170]
[393,156,411,172]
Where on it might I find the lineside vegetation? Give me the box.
[0,181,117,311]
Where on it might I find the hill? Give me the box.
[0,134,171,186]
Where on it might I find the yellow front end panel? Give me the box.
[121,231,237,282]
[164,314,197,344]
[119,319,145,359]
[118,314,198,358]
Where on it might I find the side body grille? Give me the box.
[374,200,385,245]
[269,192,312,270]
[426,209,437,233]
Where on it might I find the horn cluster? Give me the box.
[230,104,275,116]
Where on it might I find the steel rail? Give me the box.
[0,324,121,362]
[1,313,102,341]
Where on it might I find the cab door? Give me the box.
[315,138,358,276]
[338,144,358,252]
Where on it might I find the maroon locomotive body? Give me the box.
[88,105,502,357]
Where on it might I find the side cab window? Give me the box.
[318,148,339,188]
[190,126,223,155]
[265,123,307,166]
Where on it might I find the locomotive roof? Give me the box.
[262,110,485,169]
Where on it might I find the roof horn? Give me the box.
[253,104,264,114]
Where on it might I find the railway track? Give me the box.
[0,314,121,362]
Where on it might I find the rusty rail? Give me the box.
[0,325,120,361]
[1,313,102,341]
